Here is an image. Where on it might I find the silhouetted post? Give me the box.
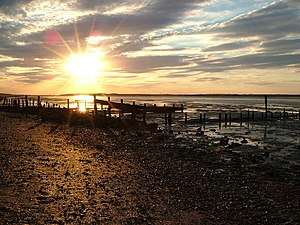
[252,110,254,120]
[203,113,206,123]
[225,113,228,123]
[93,95,97,114]
[25,95,28,108]
[37,96,41,107]
[143,103,146,123]
[67,99,70,109]
[33,100,35,107]
[283,108,286,118]
[185,112,188,123]
[265,95,268,120]
[108,97,111,118]
[200,113,202,122]
[181,104,184,113]
[240,112,243,121]
[132,101,136,120]
[168,112,172,125]
[164,104,167,125]
[229,112,232,122]
[219,113,222,123]
[247,109,250,120]
[120,99,124,117]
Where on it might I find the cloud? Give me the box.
[110,55,189,73]
[213,0,300,39]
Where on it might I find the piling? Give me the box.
[93,95,97,114]
[108,97,111,118]
[265,95,268,120]
[185,112,188,123]
[143,103,146,123]
[25,95,28,108]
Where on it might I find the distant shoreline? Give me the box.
[1,93,300,98]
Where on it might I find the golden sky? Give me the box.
[0,0,299,94]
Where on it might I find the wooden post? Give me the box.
[229,112,232,122]
[143,103,146,123]
[132,101,136,120]
[93,95,97,114]
[168,112,172,125]
[67,99,70,109]
[108,97,111,118]
[185,112,188,123]
[219,113,222,123]
[247,109,250,121]
[252,110,254,120]
[37,96,41,107]
[120,99,124,117]
[181,104,184,113]
[200,113,202,123]
[25,95,28,108]
[283,108,286,118]
[240,112,243,121]
[265,95,268,120]
[225,113,228,123]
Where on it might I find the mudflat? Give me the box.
[0,112,299,224]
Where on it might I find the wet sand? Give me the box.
[0,112,299,224]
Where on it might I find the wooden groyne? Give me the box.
[1,95,299,128]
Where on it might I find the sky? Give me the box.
[0,0,299,95]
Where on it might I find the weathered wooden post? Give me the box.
[168,112,172,125]
[37,96,41,107]
[67,99,70,109]
[265,95,268,120]
[132,101,136,120]
[143,103,146,123]
[164,104,167,125]
[181,104,184,113]
[93,95,97,114]
[185,112,188,123]
[120,99,124,117]
[25,95,28,108]
[108,97,111,118]
[200,113,202,123]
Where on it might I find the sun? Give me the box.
[64,53,105,81]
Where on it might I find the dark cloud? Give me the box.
[258,39,300,54]
[0,0,33,15]
[194,77,224,82]
[214,0,300,38]
[202,41,256,52]
[190,53,300,73]
[111,55,188,73]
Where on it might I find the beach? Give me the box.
[0,111,300,224]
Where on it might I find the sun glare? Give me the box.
[64,53,105,80]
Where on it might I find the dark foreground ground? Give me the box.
[0,112,299,224]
